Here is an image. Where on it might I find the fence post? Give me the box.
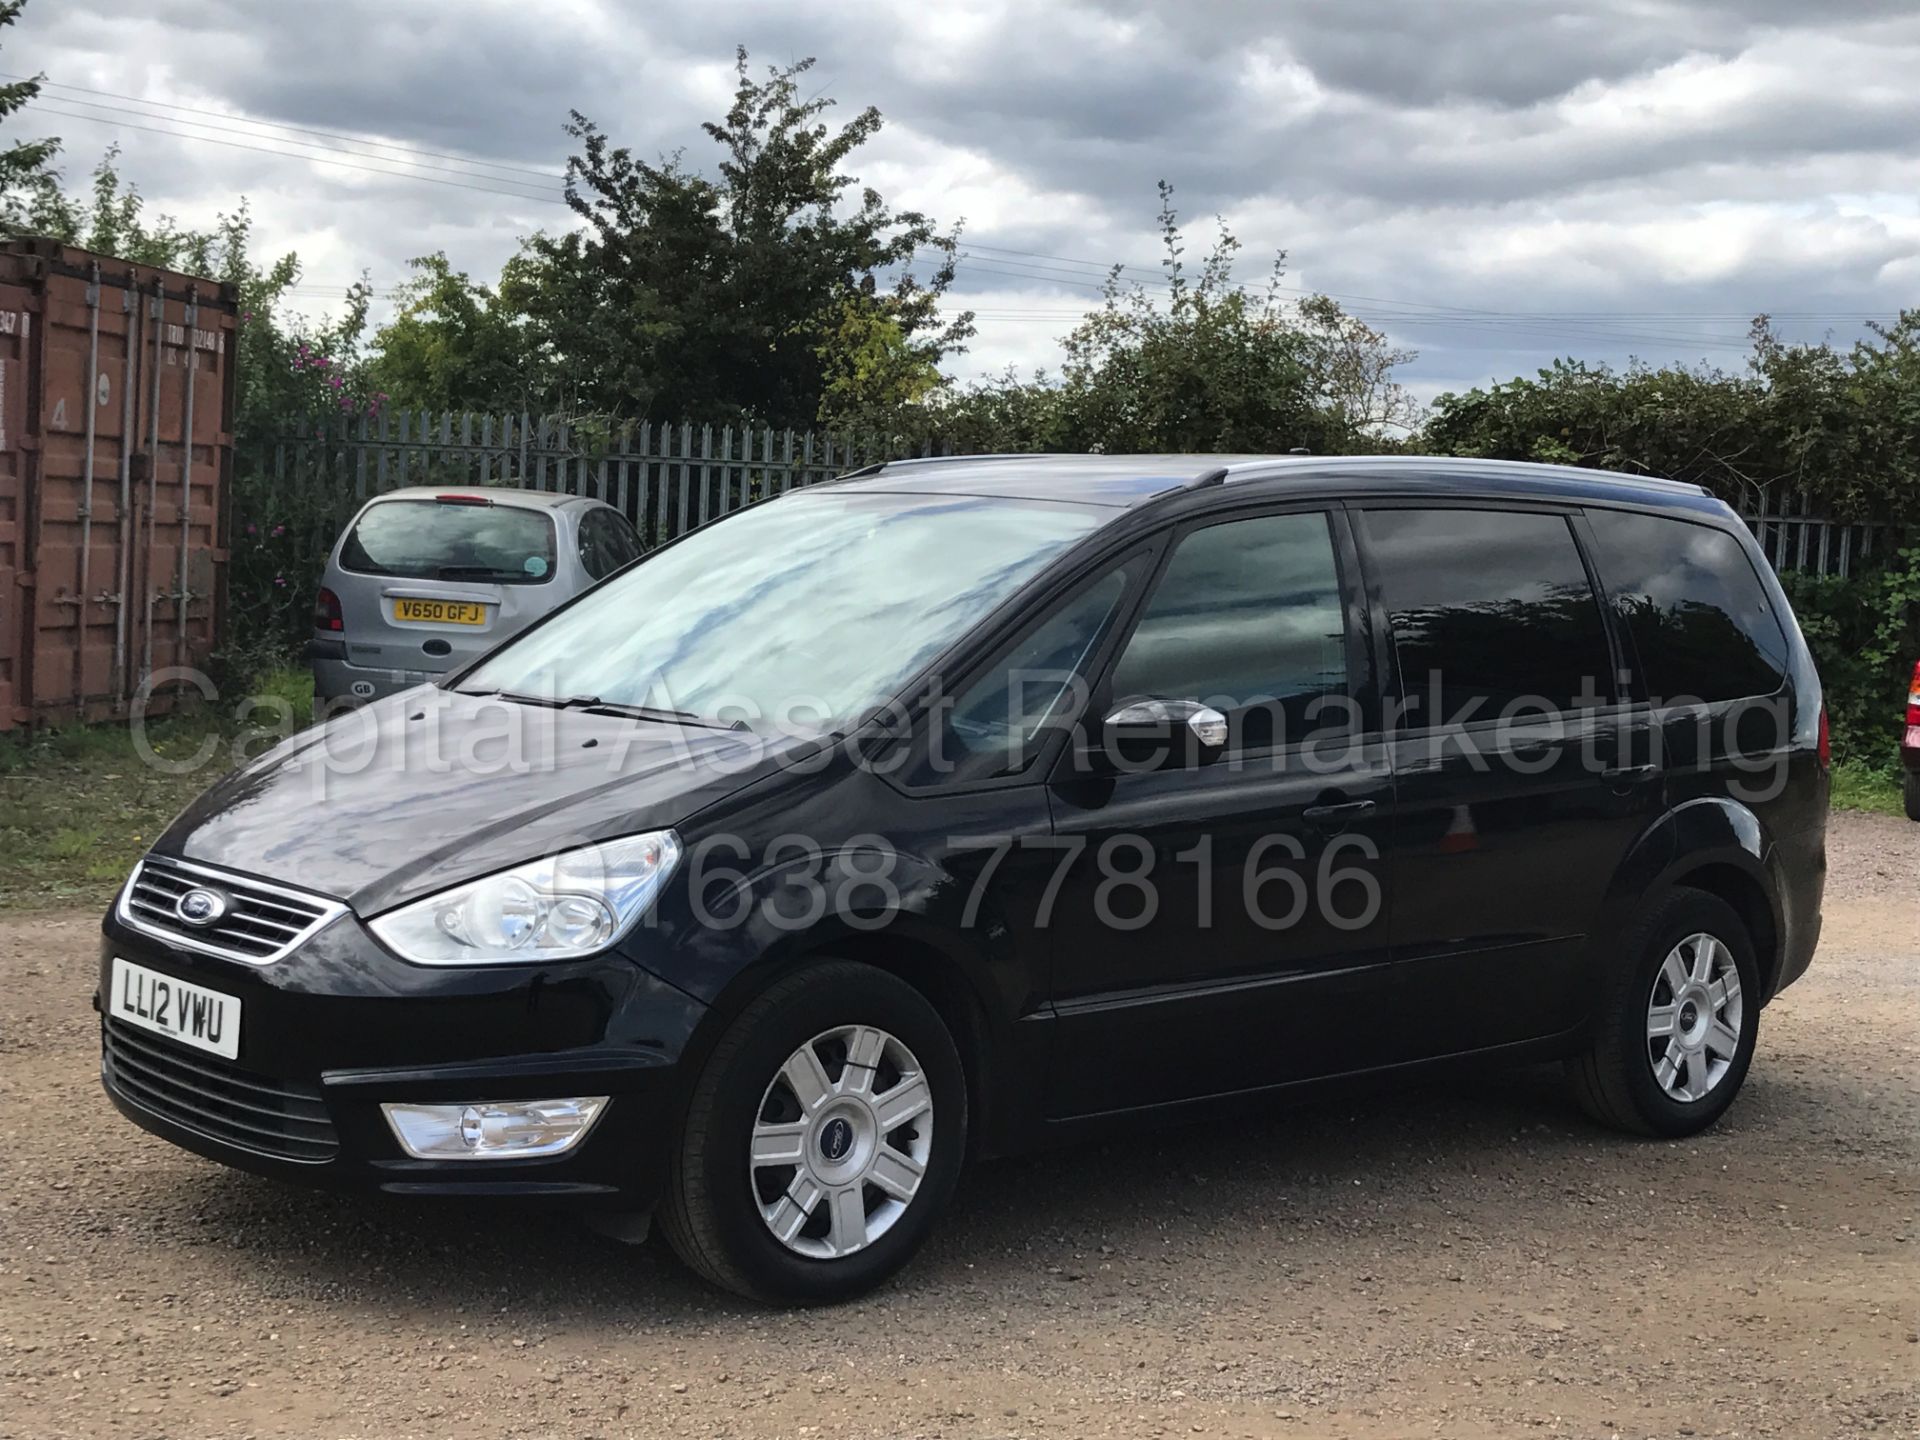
[677,422,692,537]
[641,422,656,541]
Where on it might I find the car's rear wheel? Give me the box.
[659,961,966,1303]
[1904,771,1920,822]
[1567,889,1760,1138]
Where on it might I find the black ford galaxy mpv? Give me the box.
[99,455,1827,1302]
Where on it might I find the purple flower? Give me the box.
[271,524,285,537]
[273,574,286,587]
[246,523,257,536]
[330,375,344,390]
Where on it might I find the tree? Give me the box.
[1295,293,1421,437]
[0,0,56,194]
[1040,185,1409,454]
[367,252,534,413]
[508,48,971,427]
[813,293,946,430]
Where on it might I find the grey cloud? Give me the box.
[11,0,1919,398]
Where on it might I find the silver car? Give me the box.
[309,487,644,703]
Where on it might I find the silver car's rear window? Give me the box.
[340,499,559,584]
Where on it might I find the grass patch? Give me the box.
[1829,757,1906,816]
[0,665,315,912]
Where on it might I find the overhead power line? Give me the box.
[21,103,570,206]
[3,73,563,182]
[30,94,567,192]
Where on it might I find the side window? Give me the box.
[1107,512,1349,751]
[911,566,1135,786]
[1583,509,1789,704]
[579,509,642,580]
[603,511,644,568]
[1360,508,1613,725]
[577,511,609,579]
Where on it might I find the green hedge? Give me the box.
[1778,551,1920,772]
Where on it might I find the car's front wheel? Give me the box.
[659,960,966,1303]
[1567,889,1761,1138]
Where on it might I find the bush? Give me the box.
[1778,550,1920,771]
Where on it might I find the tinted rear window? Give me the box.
[340,500,557,584]
[1583,510,1790,704]
[1361,507,1614,723]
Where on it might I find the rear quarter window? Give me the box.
[340,499,558,584]
[1583,509,1790,705]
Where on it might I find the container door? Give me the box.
[0,280,27,726]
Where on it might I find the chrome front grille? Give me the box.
[103,1019,339,1163]
[117,856,345,964]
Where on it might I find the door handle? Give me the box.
[1303,799,1377,827]
[1601,763,1660,786]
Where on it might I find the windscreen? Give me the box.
[459,491,1105,732]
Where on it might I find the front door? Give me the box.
[1043,506,1399,1117]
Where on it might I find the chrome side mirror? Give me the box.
[1104,698,1229,750]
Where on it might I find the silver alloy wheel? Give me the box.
[750,1025,934,1260]
[1646,931,1744,1102]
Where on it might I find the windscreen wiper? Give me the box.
[450,687,566,707]
[454,688,749,731]
[573,698,754,732]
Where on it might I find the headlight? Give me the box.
[369,831,682,965]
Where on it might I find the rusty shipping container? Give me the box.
[0,237,238,732]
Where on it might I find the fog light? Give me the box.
[381,1097,608,1160]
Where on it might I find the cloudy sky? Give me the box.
[13,0,1920,410]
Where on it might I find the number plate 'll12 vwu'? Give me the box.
[109,958,241,1061]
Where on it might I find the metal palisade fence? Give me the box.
[245,410,1903,578]
[1740,490,1904,579]
[247,411,955,551]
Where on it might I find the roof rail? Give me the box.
[821,453,1050,486]
[1184,466,1229,491]
[877,453,1038,469]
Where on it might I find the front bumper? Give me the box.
[96,904,707,1206]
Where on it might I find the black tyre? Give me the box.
[1904,771,1920,823]
[659,961,966,1304]
[1566,889,1761,1138]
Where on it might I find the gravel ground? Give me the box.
[1,812,1915,1439]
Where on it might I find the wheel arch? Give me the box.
[1663,856,1783,1003]
[795,928,1001,1160]
[669,908,1032,1163]
[1593,796,1787,1007]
